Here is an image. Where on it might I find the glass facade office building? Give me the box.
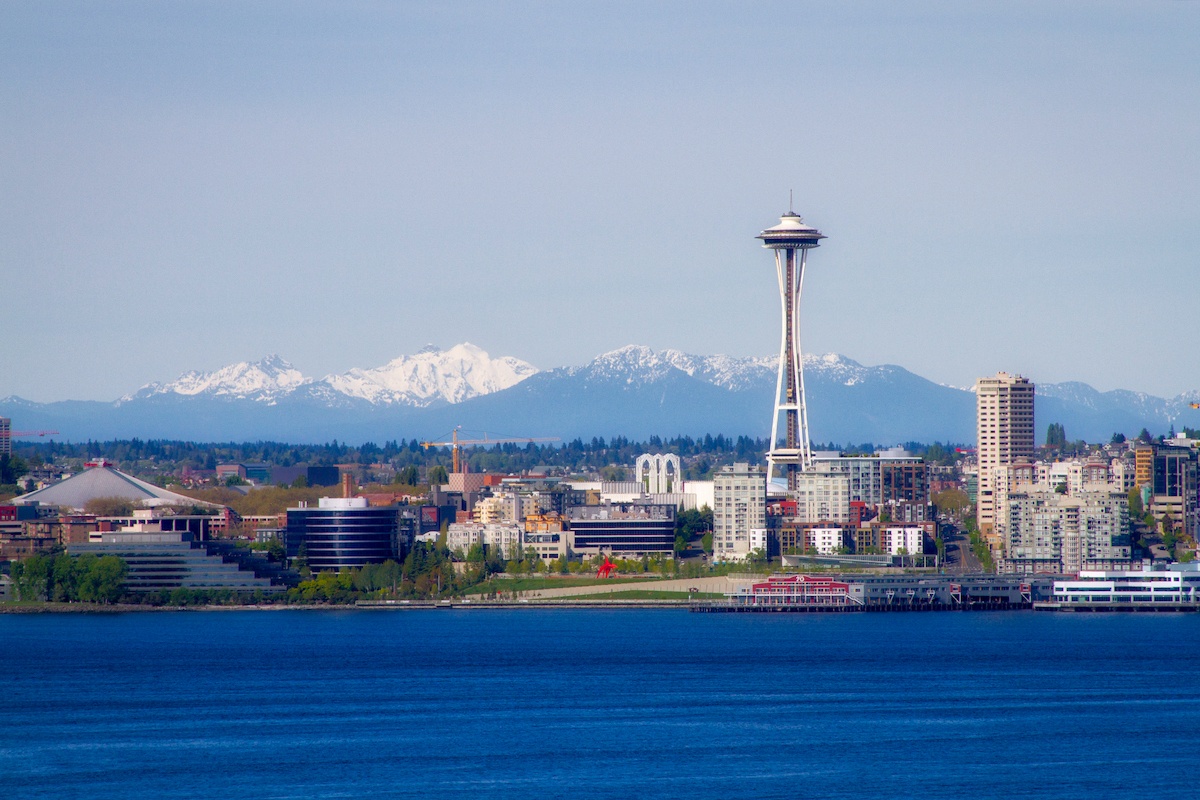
[286,498,398,572]
[567,503,675,555]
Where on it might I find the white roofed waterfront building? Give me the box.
[1049,563,1200,609]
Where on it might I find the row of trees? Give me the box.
[14,434,979,484]
[9,553,127,604]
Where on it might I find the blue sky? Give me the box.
[2,1,1198,401]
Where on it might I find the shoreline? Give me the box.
[0,599,701,613]
[7,601,1200,614]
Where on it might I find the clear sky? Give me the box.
[2,1,1198,402]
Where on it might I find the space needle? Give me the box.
[757,206,825,491]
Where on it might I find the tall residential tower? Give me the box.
[975,372,1035,544]
[758,210,825,490]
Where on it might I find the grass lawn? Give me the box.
[461,575,664,595]
[562,590,724,601]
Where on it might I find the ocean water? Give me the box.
[2,608,1199,800]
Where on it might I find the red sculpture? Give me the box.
[596,556,616,579]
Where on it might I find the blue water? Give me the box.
[3,609,1199,799]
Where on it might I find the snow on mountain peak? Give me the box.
[579,346,871,391]
[321,342,538,406]
[125,355,308,404]
[114,344,890,409]
[122,345,537,407]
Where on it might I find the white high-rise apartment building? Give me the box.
[976,372,1035,545]
[1004,488,1131,574]
[713,463,766,561]
[792,473,851,523]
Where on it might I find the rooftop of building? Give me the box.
[568,503,675,521]
[12,461,223,512]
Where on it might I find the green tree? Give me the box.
[11,554,51,601]
[428,465,449,485]
[396,465,419,486]
[51,553,78,601]
[1046,423,1067,449]
[933,489,970,517]
[294,542,310,576]
[0,454,29,485]
[1127,487,1143,518]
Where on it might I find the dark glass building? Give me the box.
[567,503,675,555]
[306,466,341,487]
[286,498,399,571]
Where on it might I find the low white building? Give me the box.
[446,522,524,560]
[882,527,924,556]
[749,528,769,556]
[1052,563,1200,605]
[682,480,714,512]
[807,527,848,555]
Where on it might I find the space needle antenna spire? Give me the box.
[756,203,826,491]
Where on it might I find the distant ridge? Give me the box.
[4,345,1198,445]
[120,343,537,408]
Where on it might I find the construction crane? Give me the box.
[0,425,60,456]
[419,428,560,474]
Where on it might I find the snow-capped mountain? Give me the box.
[122,344,538,408]
[574,345,904,392]
[124,354,308,404]
[576,345,775,390]
[322,343,538,406]
[7,344,1198,444]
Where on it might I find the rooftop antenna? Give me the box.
[789,189,794,214]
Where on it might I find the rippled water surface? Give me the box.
[3,609,1199,799]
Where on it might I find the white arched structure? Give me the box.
[635,453,681,494]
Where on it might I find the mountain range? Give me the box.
[3,344,1198,446]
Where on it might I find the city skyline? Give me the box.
[3,2,1198,402]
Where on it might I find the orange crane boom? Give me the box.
[419,428,560,473]
[11,430,60,437]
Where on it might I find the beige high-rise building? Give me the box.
[713,462,766,561]
[976,372,1035,546]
